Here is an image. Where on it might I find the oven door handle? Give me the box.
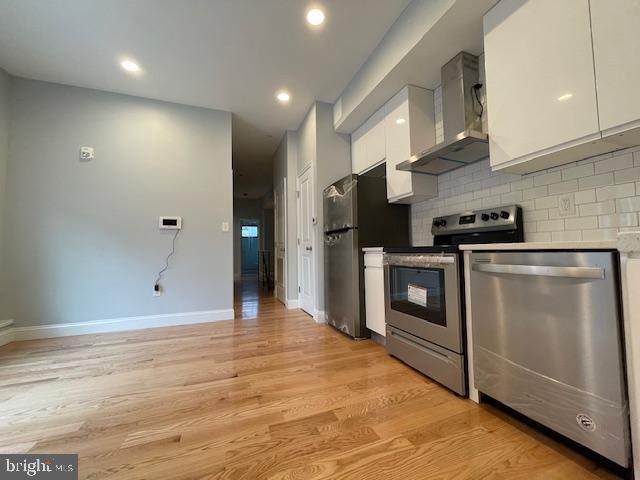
[472,263,605,280]
[384,255,456,267]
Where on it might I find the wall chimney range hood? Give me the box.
[397,52,489,175]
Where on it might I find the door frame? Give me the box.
[274,177,287,304]
[297,164,316,316]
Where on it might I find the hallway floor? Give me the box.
[0,278,621,479]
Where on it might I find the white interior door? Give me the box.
[274,178,286,304]
[297,167,315,316]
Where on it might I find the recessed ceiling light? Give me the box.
[395,118,406,125]
[557,93,573,102]
[120,59,141,73]
[306,8,325,26]
[276,91,291,103]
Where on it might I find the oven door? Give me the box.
[384,254,462,353]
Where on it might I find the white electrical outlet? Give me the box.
[221,222,230,232]
[558,193,576,217]
[153,285,162,297]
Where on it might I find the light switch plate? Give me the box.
[558,193,576,217]
[221,222,230,232]
[79,146,95,161]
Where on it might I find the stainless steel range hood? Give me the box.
[397,52,488,175]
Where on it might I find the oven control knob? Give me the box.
[433,220,441,227]
[490,212,499,220]
[440,219,447,226]
[500,210,510,219]
[481,213,490,221]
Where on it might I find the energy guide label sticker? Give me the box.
[407,283,427,307]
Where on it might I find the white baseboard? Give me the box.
[0,324,15,347]
[313,310,327,324]
[286,298,300,309]
[0,309,235,344]
[0,319,14,329]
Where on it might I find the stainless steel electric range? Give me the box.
[383,205,524,395]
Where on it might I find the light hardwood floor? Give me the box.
[0,278,622,479]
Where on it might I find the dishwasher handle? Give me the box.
[472,262,605,279]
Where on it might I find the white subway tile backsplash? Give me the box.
[528,209,549,221]
[534,195,559,210]
[501,191,523,204]
[410,143,640,246]
[565,216,598,231]
[616,196,640,213]
[490,184,511,196]
[537,219,564,232]
[582,228,619,241]
[527,232,552,242]
[473,169,492,181]
[578,173,614,189]
[473,188,493,200]
[465,199,483,210]
[510,178,534,192]
[482,195,502,208]
[596,183,636,201]
[594,153,633,174]
[464,180,483,193]
[552,230,582,241]
[614,167,640,184]
[548,180,579,195]
[578,200,615,216]
[534,171,562,186]
[574,189,596,205]
[598,213,638,228]
[523,186,548,200]
[561,163,594,181]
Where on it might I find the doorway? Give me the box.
[274,178,286,304]
[297,166,315,316]
[240,220,259,276]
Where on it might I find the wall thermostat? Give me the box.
[79,146,95,161]
[159,216,182,230]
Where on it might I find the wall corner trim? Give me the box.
[313,310,327,324]
[0,309,235,346]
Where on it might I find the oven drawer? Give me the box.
[386,325,466,395]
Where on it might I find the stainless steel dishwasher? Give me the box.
[470,251,630,467]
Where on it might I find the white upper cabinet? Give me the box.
[351,106,386,175]
[591,0,640,144]
[351,124,367,175]
[484,0,619,173]
[384,86,438,203]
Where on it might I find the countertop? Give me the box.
[459,240,619,251]
[362,247,384,253]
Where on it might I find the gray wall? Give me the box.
[295,102,351,315]
[0,69,9,320]
[313,102,351,314]
[5,78,233,327]
[297,104,316,174]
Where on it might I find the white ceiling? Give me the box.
[0,0,411,198]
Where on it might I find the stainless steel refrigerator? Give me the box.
[323,174,410,339]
